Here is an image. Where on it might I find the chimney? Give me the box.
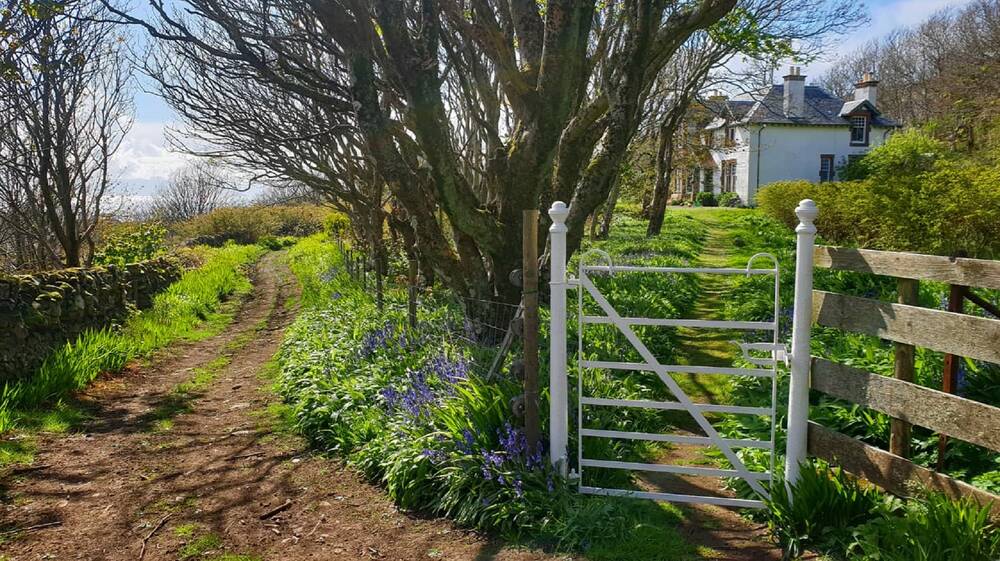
[783,66,806,118]
[854,71,878,107]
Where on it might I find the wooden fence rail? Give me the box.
[805,244,1000,516]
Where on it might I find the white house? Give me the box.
[701,67,900,204]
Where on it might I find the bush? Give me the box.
[717,192,742,207]
[765,462,889,558]
[755,130,1000,258]
[178,205,332,246]
[694,191,717,207]
[848,493,1000,561]
[92,222,167,266]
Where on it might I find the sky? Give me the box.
[112,0,973,201]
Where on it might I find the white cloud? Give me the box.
[111,121,189,183]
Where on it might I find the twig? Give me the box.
[8,464,51,475]
[227,451,265,461]
[138,513,172,560]
[259,499,293,520]
[0,520,61,536]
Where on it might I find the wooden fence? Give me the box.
[807,246,1000,515]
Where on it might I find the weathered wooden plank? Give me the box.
[815,246,1000,290]
[807,422,1000,518]
[811,358,1000,452]
[812,291,1000,364]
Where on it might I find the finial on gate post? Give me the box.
[549,201,569,232]
[794,199,818,234]
[547,201,569,477]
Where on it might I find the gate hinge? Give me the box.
[737,342,790,367]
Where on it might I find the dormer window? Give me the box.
[850,116,869,145]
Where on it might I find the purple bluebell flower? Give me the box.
[421,448,447,464]
[514,478,524,498]
[456,429,475,454]
[547,475,555,492]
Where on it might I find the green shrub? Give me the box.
[179,205,331,246]
[717,192,742,207]
[765,462,890,558]
[756,130,1000,258]
[848,493,1000,561]
[92,222,167,266]
[694,191,717,207]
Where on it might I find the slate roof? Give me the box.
[708,85,900,128]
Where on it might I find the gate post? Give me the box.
[785,199,818,488]
[548,201,570,476]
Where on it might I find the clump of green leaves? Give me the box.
[92,222,168,266]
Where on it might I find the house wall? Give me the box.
[749,125,893,201]
[708,128,753,203]
[707,124,893,204]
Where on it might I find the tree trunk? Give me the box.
[646,123,674,237]
[598,174,621,239]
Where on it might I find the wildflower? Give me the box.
[547,475,555,492]
[498,423,527,458]
[514,478,524,498]
[421,448,447,464]
[456,429,475,454]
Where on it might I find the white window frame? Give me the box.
[850,116,868,145]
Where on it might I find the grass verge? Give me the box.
[0,244,266,461]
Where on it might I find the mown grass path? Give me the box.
[638,209,791,561]
[0,253,563,561]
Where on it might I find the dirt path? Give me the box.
[1,253,563,561]
[639,211,786,561]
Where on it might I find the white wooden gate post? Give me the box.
[548,201,570,476]
[785,199,818,487]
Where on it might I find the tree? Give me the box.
[150,160,235,223]
[0,1,132,268]
[819,0,1000,149]
[107,0,751,303]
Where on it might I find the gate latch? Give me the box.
[737,342,790,367]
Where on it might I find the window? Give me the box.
[721,160,737,193]
[725,127,737,146]
[850,116,868,145]
[819,154,835,182]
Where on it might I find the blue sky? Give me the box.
[113,0,972,199]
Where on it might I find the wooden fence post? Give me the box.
[937,283,965,469]
[522,209,541,453]
[408,257,418,329]
[890,277,919,458]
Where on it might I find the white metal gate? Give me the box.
[545,200,819,509]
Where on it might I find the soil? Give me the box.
[0,253,564,561]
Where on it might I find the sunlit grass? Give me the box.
[0,244,266,450]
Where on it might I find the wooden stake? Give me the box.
[889,278,918,458]
[408,257,418,329]
[937,283,965,470]
[522,209,541,453]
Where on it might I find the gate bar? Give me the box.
[581,360,775,378]
[580,428,772,449]
[581,396,771,416]
[583,265,776,275]
[581,458,771,481]
[581,316,776,330]
[580,487,765,509]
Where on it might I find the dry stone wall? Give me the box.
[0,258,182,382]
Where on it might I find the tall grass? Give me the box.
[0,243,265,433]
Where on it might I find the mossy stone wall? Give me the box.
[0,258,182,382]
